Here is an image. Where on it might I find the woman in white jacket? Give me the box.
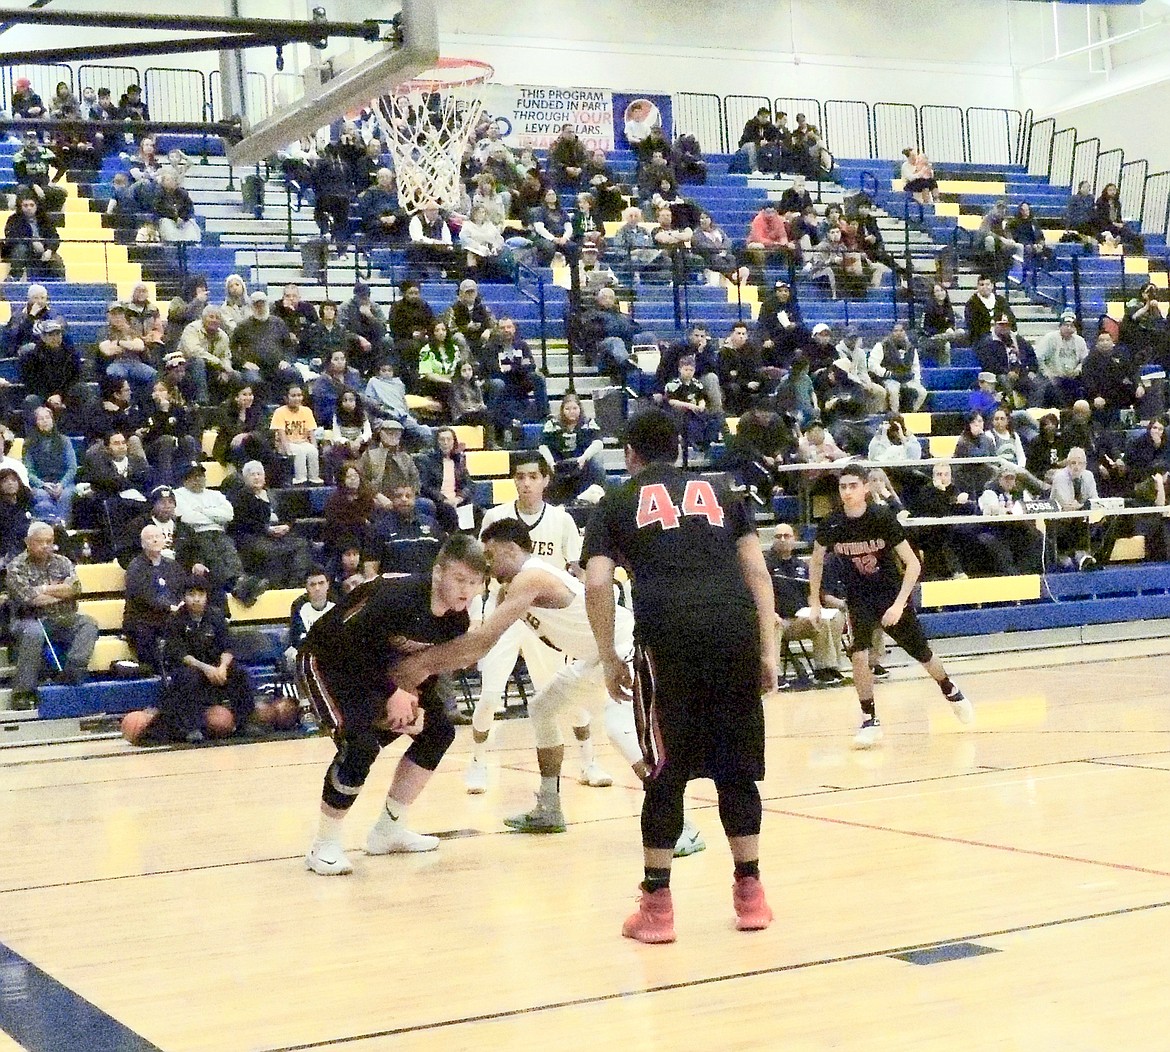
[459,205,513,281]
[867,414,922,463]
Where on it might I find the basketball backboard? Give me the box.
[226,0,439,166]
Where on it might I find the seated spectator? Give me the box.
[447,279,496,363]
[953,409,998,496]
[6,283,57,355]
[792,114,832,177]
[285,566,335,674]
[418,320,467,408]
[23,405,76,523]
[338,282,387,373]
[548,124,587,189]
[918,283,966,366]
[387,280,436,379]
[271,283,319,350]
[368,482,443,575]
[756,280,808,368]
[13,131,66,212]
[134,378,199,488]
[1007,202,1052,279]
[483,317,548,430]
[123,522,186,671]
[671,133,707,185]
[1119,283,1166,368]
[611,206,664,280]
[1035,311,1088,407]
[775,354,818,426]
[1064,181,1097,242]
[540,392,605,502]
[834,327,886,414]
[0,467,34,566]
[529,187,573,266]
[636,152,676,202]
[1025,412,1066,482]
[719,322,768,414]
[270,383,323,485]
[178,304,234,404]
[745,204,794,270]
[324,387,371,483]
[1049,447,1100,570]
[978,200,1021,262]
[358,167,402,242]
[19,317,78,412]
[153,169,201,243]
[3,194,64,281]
[796,418,846,499]
[231,290,298,395]
[407,201,457,271]
[118,83,149,121]
[1082,331,1142,424]
[219,274,250,335]
[987,406,1047,493]
[1127,417,1170,485]
[126,577,257,744]
[803,226,845,300]
[173,461,265,603]
[975,313,1040,408]
[964,274,1015,345]
[359,419,421,510]
[301,300,359,374]
[969,370,1002,418]
[693,212,749,285]
[363,359,435,444]
[735,107,779,175]
[908,461,979,581]
[581,149,624,222]
[578,286,638,383]
[575,244,618,295]
[900,148,939,205]
[1095,182,1144,253]
[310,147,355,239]
[417,426,477,533]
[449,361,492,441]
[211,383,281,482]
[323,462,376,560]
[6,521,98,708]
[10,78,45,119]
[471,173,511,227]
[868,414,922,464]
[229,461,312,588]
[766,523,845,682]
[98,302,156,393]
[777,175,814,217]
[81,428,151,523]
[724,408,796,500]
[977,463,1043,574]
[664,353,722,451]
[310,347,362,425]
[459,205,512,281]
[868,323,926,413]
[165,274,210,348]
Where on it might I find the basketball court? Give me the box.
[0,639,1167,1050]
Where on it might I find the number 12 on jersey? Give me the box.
[635,480,725,530]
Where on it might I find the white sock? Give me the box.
[576,730,595,769]
[317,810,345,844]
[379,795,409,829]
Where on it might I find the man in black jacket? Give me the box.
[736,107,779,175]
[549,125,587,189]
[231,291,299,395]
[123,521,185,670]
[229,460,311,588]
[2,195,64,280]
[19,318,79,407]
[964,274,1016,345]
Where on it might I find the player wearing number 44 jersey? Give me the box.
[582,411,779,944]
[808,464,974,749]
[392,516,705,857]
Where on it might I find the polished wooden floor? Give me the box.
[2,639,1170,1051]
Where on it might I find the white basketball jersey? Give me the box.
[518,557,634,661]
[480,500,582,570]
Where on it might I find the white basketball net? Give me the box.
[374,63,491,214]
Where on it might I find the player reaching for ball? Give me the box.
[298,535,488,876]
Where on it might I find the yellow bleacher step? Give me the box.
[1110,535,1145,562]
[0,302,10,325]
[902,412,932,435]
[1124,256,1150,276]
[1107,300,1125,321]
[227,586,302,623]
[79,598,125,631]
[90,635,132,671]
[933,202,960,218]
[466,449,511,478]
[957,214,983,231]
[928,435,959,457]
[491,477,518,504]
[452,425,484,450]
[919,574,1041,608]
[725,416,738,436]
[201,430,218,457]
[77,561,126,595]
[1151,272,1169,290]
[204,461,229,487]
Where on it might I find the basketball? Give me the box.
[121,709,156,745]
[203,705,236,739]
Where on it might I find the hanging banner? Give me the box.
[611,91,674,150]
[480,84,615,152]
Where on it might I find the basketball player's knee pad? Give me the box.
[603,700,643,768]
[641,765,688,850]
[322,735,381,810]
[714,778,762,839]
[403,710,456,771]
[528,690,567,750]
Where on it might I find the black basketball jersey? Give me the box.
[304,574,468,695]
[814,503,907,602]
[583,465,755,643]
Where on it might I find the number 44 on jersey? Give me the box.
[635,480,726,530]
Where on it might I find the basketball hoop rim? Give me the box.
[393,57,494,94]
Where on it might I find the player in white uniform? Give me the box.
[394,517,704,855]
[468,452,611,793]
